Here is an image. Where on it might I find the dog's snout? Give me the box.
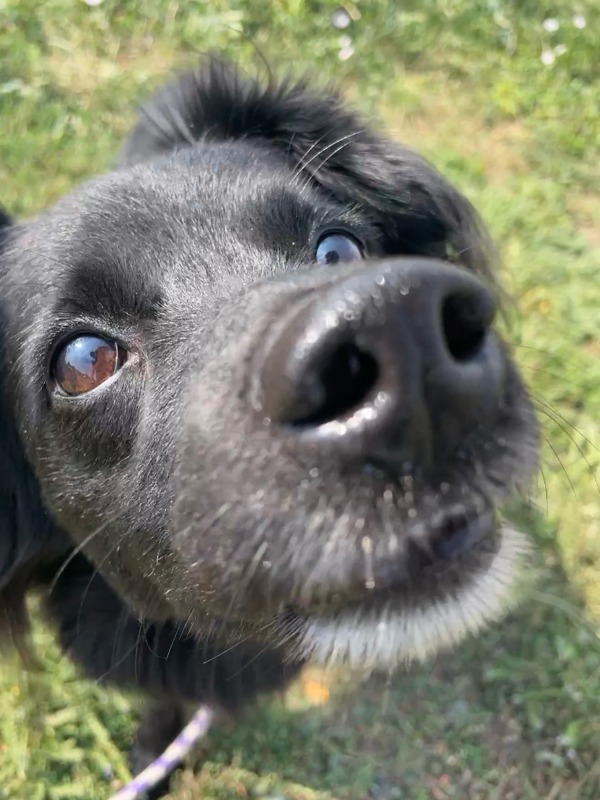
[258,258,504,470]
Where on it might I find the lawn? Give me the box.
[1,1,599,798]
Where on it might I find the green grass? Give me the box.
[1,1,599,798]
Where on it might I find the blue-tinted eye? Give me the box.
[316,232,363,266]
[53,335,123,396]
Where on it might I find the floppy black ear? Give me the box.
[120,58,495,276]
[0,210,71,644]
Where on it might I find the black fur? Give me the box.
[0,212,70,644]
[0,59,538,786]
[121,59,492,275]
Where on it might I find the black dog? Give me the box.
[0,60,539,775]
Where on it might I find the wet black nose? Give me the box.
[259,258,505,469]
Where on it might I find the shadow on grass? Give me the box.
[166,510,600,800]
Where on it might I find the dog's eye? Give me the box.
[53,335,125,396]
[316,232,363,266]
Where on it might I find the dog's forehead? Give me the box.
[3,141,338,336]
[11,140,321,311]
[64,139,301,239]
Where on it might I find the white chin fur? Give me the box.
[292,525,529,670]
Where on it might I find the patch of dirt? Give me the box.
[45,37,179,97]
[379,82,530,186]
[567,192,600,250]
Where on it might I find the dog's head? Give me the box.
[0,61,538,668]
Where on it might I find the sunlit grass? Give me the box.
[1,1,599,797]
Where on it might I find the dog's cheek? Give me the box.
[32,376,188,620]
[31,379,144,547]
[1,218,73,636]
[48,377,142,468]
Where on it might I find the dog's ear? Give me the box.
[121,58,494,275]
[0,210,71,645]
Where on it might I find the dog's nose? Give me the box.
[259,258,504,469]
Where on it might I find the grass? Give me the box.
[1,1,599,798]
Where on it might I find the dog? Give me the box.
[0,58,539,780]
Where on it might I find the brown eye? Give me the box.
[53,335,124,396]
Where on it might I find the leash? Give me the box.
[109,705,215,800]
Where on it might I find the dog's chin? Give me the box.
[281,525,529,671]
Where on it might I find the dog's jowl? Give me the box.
[0,60,539,775]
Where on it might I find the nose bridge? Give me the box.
[288,256,496,361]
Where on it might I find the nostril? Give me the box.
[286,342,379,429]
[442,293,489,362]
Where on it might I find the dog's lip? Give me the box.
[280,504,499,619]
[277,525,528,669]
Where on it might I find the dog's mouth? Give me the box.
[286,501,501,615]
[174,487,529,670]
[270,507,528,669]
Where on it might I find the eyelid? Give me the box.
[312,224,366,253]
[47,325,127,368]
